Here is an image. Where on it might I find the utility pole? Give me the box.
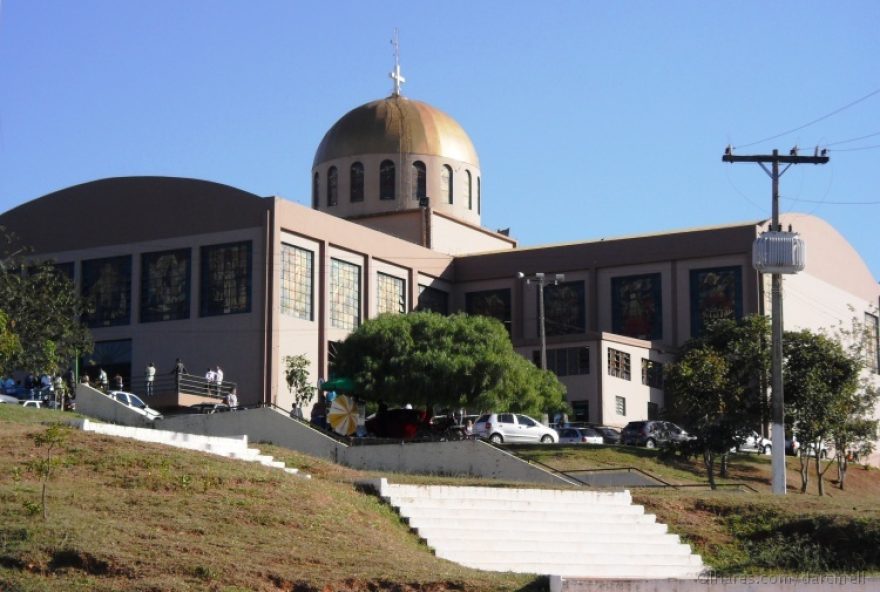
[722,147,828,495]
[517,272,565,371]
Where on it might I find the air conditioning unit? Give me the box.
[752,231,806,274]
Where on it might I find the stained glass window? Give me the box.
[412,161,426,202]
[866,313,879,374]
[312,172,319,209]
[544,280,586,336]
[377,272,405,314]
[327,166,338,207]
[465,288,511,333]
[350,162,364,202]
[417,285,449,315]
[200,241,251,317]
[380,160,395,200]
[281,244,313,321]
[330,258,360,330]
[690,266,742,337]
[611,273,662,340]
[140,249,191,323]
[81,256,131,327]
[441,165,453,204]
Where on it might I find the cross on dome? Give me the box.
[389,28,405,96]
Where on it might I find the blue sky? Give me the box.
[1,1,878,278]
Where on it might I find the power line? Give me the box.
[825,130,880,146]
[830,143,880,153]
[734,86,880,149]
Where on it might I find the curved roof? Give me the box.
[0,177,268,255]
[313,95,480,167]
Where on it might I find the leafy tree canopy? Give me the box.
[0,230,93,375]
[332,312,567,416]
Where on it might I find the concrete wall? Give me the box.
[75,384,157,428]
[156,407,571,485]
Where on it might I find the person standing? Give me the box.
[98,368,109,392]
[113,373,124,391]
[214,366,224,394]
[227,387,238,410]
[204,368,216,396]
[145,362,156,396]
[170,358,187,391]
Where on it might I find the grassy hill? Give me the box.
[0,406,543,592]
[3,407,879,591]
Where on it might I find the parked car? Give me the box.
[187,402,231,414]
[733,430,772,455]
[593,426,622,445]
[109,390,163,420]
[558,427,604,445]
[473,413,558,444]
[620,420,694,448]
[0,394,19,404]
[20,400,42,409]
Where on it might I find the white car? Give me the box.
[20,400,42,409]
[109,390,163,420]
[733,430,772,455]
[558,427,604,445]
[473,413,558,444]
[0,394,20,404]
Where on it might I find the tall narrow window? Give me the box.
[312,172,319,209]
[441,165,453,204]
[327,166,338,207]
[350,162,364,202]
[380,160,395,200]
[866,313,879,374]
[477,176,481,214]
[412,161,426,202]
[377,272,406,314]
[281,244,313,321]
[466,170,473,210]
[330,258,360,330]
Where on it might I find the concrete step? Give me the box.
[440,550,702,568]
[398,507,654,523]
[434,539,694,555]
[406,516,666,533]
[384,484,631,504]
[418,527,681,546]
[385,495,645,514]
[458,560,704,579]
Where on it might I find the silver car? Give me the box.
[473,413,558,444]
[109,390,163,421]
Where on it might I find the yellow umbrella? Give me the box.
[328,395,358,436]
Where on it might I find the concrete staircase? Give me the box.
[75,419,310,479]
[373,479,703,580]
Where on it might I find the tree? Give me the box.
[332,312,567,417]
[663,315,770,488]
[29,423,69,521]
[784,329,876,495]
[284,354,317,412]
[0,310,22,370]
[0,231,92,375]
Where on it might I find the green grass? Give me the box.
[3,404,880,589]
[0,405,544,591]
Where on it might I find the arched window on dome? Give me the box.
[477,176,481,214]
[312,172,319,209]
[466,170,473,210]
[441,165,453,204]
[380,160,395,200]
[412,161,427,203]
[350,162,364,202]
[327,166,338,207]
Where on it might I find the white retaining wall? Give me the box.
[157,407,570,485]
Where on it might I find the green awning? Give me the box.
[320,377,355,393]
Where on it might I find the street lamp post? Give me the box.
[518,272,565,371]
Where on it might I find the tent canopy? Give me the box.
[320,377,355,393]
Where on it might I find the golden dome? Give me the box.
[313,96,480,168]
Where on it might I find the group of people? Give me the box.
[1,370,77,410]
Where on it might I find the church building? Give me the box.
[1,67,878,434]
